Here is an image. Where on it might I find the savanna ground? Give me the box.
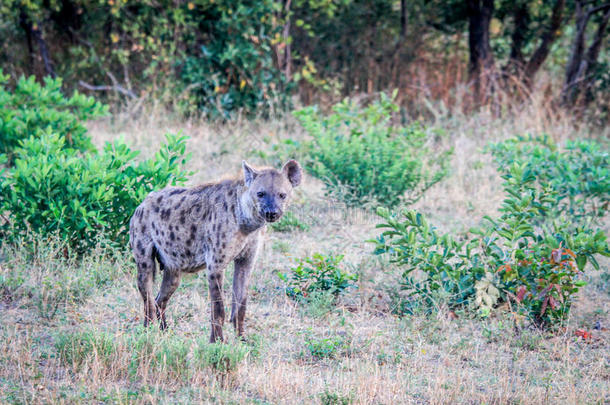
[1,104,609,404]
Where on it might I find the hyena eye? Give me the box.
[257,191,265,198]
[279,193,286,199]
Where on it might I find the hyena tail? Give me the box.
[151,244,166,282]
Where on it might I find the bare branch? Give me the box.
[587,3,610,17]
[78,80,138,99]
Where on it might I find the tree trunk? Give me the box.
[562,1,610,106]
[467,0,495,105]
[18,11,56,78]
[18,10,35,68]
[32,23,56,79]
[281,0,292,81]
[522,0,565,87]
[505,1,529,76]
[400,0,407,38]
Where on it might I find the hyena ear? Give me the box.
[282,160,302,188]
[242,161,259,187]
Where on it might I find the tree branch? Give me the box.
[78,80,138,99]
[523,0,565,84]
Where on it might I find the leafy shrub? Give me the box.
[269,211,310,232]
[0,132,191,251]
[180,0,291,118]
[0,72,106,160]
[278,253,357,300]
[488,135,609,227]
[294,92,451,208]
[373,139,609,326]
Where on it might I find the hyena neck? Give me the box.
[236,188,265,234]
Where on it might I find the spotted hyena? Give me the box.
[129,160,302,342]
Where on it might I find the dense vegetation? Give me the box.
[1,1,608,120]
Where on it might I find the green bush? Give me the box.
[373,138,609,326]
[278,253,357,300]
[179,0,291,117]
[294,92,451,208]
[0,132,191,251]
[0,72,107,160]
[488,135,609,227]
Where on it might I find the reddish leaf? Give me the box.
[497,264,511,273]
[549,296,558,310]
[516,286,527,303]
[564,249,576,259]
[575,329,592,340]
[540,296,549,315]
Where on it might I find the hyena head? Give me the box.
[242,160,302,223]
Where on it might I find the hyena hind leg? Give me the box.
[155,269,181,330]
[136,259,156,327]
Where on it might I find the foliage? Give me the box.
[319,390,353,405]
[278,253,357,300]
[301,329,351,360]
[294,92,451,208]
[0,132,191,252]
[488,135,609,227]
[0,72,106,160]
[0,0,290,117]
[373,138,609,326]
[180,0,291,117]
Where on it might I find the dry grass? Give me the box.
[1,104,608,404]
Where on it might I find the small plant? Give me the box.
[0,72,106,160]
[278,253,357,300]
[302,330,351,360]
[270,211,310,232]
[319,390,353,405]
[294,92,451,208]
[304,290,336,318]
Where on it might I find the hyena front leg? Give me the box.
[231,243,258,338]
[207,267,226,343]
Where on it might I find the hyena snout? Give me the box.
[263,208,281,222]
